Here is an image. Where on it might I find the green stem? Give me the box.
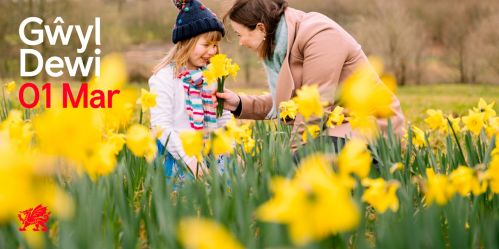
[196,161,200,179]
[139,109,143,125]
[447,118,467,165]
[216,77,225,118]
[1,87,7,120]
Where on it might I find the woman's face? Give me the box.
[187,36,219,69]
[230,21,266,53]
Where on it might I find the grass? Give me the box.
[234,83,499,126]
[397,84,499,126]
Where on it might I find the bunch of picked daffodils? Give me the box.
[203,54,240,118]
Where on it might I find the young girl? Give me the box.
[149,0,232,180]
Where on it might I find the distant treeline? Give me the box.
[1,0,498,85]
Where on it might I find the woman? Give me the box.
[217,0,405,140]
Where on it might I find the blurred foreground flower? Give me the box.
[339,58,395,138]
[424,168,455,206]
[338,138,372,181]
[485,156,499,193]
[362,178,400,213]
[0,110,33,149]
[292,84,325,121]
[449,166,486,196]
[256,154,359,245]
[179,130,204,162]
[178,218,243,249]
[125,124,157,163]
[0,133,73,225]
[89,53,127,90]
[33,108,104,166]
[210,128,234,156]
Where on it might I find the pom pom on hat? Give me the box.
[171,0,225,43]
[171,0,189,10]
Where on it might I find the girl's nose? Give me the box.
[208,46,217,55]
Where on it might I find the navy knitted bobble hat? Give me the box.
[172,0,225,44]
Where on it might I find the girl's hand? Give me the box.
[212,88,240,112]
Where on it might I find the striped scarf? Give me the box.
[178,68,218,131]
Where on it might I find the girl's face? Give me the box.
[230,21,266,53]
[187,35,219,69]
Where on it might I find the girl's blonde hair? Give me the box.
[153,31,223,76]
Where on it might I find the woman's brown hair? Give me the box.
[223,0,288,59]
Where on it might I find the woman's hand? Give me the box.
[212,88,240,112]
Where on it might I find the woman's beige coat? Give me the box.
[237,7,405,138]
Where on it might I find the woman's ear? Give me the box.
[256,23,267,34]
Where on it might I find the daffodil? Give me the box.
[83,141,118,180]
[4,81,16,94]
[447,116,461,134]
[485,156,499,193]
[425,109,446,132]
[473,98,496,120]
[178,218,244,249]
[106,132,126,154]
[202,68,217,85]
[89,53,127,90]
[404,125,425,148]
[279,100,298,121]
[101,89,137,131]
[125,124,157,163]
[210,128,234,156]
[340,62,394,118]
[362,178,400,213]
[203,54,239,117]
[256,154,359,245]
[338,138,372,180]
[424,168,455,206]
[462,111,485,135]
[33,108,103,164]
[326,106,345,128]
[389,162,404,174]
[136,88,157,111]
[349,113,379,139]
[491,137,499,157]
[228,63,240,79]
[292,84,325,121]
[485,117,499,138]
[449,166,486,196]
[0,110,33,150]
[225,121,255,154]
[0,136,73,224]
[179,130,204,162]
[242,136,255,154]
[380,74,397,93]
[302,124,321,143]
[225,118,252,144]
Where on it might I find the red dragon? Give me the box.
[18,204,51,232]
